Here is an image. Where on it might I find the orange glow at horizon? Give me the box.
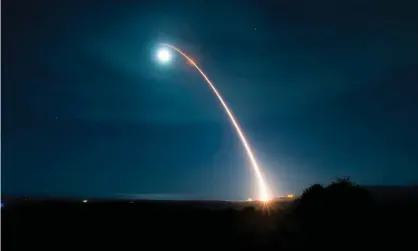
[160,43,272,201]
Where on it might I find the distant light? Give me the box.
[247,198,253,201]
[82,200,88,203]
[287,194,294,198]
[156,48,172,63]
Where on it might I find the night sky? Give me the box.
[2,0,418,200]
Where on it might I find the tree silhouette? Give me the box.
[290,178,374,249]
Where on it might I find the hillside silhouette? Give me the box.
[3,179,418,250]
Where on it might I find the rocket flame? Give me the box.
[161,43,271,201]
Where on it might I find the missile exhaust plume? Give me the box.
[160,43,271,201]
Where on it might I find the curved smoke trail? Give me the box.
[161,43,271,201]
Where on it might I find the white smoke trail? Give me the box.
[161,43,271,201]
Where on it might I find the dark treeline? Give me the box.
[3,178,418,250]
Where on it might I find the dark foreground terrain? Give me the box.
[3,180,418,250]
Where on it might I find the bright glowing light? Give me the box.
[82,200,88,203]
[156,48,172,63]
[261,197,270,202]
[159,43,272,201]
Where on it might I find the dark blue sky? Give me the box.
[2,0,418,200]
